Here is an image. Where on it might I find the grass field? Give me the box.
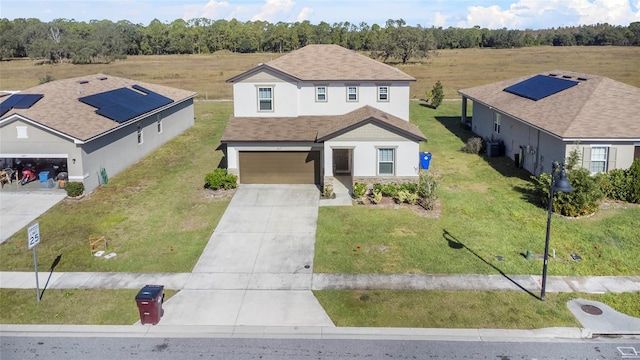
[1,47,639,99]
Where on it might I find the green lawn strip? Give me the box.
[0,102,232,273]
[314,290,640,329]
[314,102,640,276]
[0,289,176,325]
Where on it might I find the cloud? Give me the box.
[251,0,296,22]
[433,11,448,27]
[184,0,231,20]
[458,0,640,29]
[296,7,313,22]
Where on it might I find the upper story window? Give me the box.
[316,86,327,102]
[347,86,358,102]
[377,86,389,102]
[493,113,501,134]
[258,86,273,111]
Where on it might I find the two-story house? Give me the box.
[221,44,427,190]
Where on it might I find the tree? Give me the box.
[425,80,444,108]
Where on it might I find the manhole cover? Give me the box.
[581,304,603,315]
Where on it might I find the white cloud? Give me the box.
[183,0,231,20]
[296,7,313,22]
[458,0,640,29]
[251,0,296,22]
[433,11,447,27]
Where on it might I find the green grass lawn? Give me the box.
[315,290,640,329]
[0,289,176,325]
[0,101,232,273]
[314,101,640,276]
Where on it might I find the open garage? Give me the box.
[239,151,320,184]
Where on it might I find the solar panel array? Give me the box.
[79,85,174,123]
[0,94,44,117]
[503,74,579,101]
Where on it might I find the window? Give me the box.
[378,86,389,102]
[493,113,501,134]
[156,114,162,133]
[258,87,273,111]
[16,126,28,139]
[316,86,327,102]
[378,148,395,175]
[347,86,358,102]
[590,147,608,173]
[137,123,143,144]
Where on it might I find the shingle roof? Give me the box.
[227,44,416,83]
[0,73,196,142]
[458,70,640,139]
[221,105,426,143]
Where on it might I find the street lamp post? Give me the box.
[540,161,573,301]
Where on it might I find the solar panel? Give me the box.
[0,94,44,117]
[504,75,579,101]
[79,86,173,123]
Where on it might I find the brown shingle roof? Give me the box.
[0,73,196,142]
[221,105,426,143]
[458,70,640,139]
[227,44,415,82]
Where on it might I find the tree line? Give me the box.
[1,17,638,64]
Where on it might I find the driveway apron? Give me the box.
[159,184,334,327]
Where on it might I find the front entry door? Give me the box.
[333,149,351,174]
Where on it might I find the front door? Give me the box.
[333,149,351,174]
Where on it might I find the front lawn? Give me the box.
[314,101,640,276]
[0,102,232,273]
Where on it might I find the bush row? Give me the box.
[353,171,438,210]
[204,168,237,190]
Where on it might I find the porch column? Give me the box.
[461,96,468,126]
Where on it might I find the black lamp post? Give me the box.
[541,161,574,301]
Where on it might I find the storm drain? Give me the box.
[581,304,603,315]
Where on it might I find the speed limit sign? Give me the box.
[28,223,40,249]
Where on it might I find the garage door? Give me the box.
[239,151,320,184]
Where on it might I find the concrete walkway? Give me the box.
[0,191,67,244]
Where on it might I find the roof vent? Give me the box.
[562,75,572,79]
[549,73,558,77]
[77,80,89,84]
[577,77,588,81]
[97,76,108,80]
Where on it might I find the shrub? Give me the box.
[531,167,604,217]
[380,183,399,197]
[416,171,438,210]
[322,185,335,199]
[461,137,483,154]
[399,182,418,194]
[426,80,444,108]
[65,181,84,197]
[606,168,629,201]
[204,168,237,190]
[352,182,367,198]
[372,189,383,204]
[397,190,419,205]
[372,183,383,194]
[628,159,640,203]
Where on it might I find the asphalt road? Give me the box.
[2,336,639,360]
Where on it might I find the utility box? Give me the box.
[135,285,164,325]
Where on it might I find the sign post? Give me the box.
[28,223,41,302]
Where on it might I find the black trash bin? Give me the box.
[135,285,164,325]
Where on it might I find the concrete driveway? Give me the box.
[158,184,334,327]
[0,191,67,244]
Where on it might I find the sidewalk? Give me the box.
[2,271,638,293]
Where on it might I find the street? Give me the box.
[1,336,639,360]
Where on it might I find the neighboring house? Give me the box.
[0,74,197,193]
[458,70,640,176]
[221,44,427,189]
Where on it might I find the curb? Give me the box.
[0,324,588,341]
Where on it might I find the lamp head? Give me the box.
[553,165,574,193]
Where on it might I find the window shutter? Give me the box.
[608,147,616,170]
[582,147,591,171]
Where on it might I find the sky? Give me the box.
[1,0,639,30]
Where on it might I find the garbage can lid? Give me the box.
[135,285,164,300]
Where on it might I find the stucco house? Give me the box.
[458,70,640,176]
[221,44,427,189]
[0,74,197,193]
